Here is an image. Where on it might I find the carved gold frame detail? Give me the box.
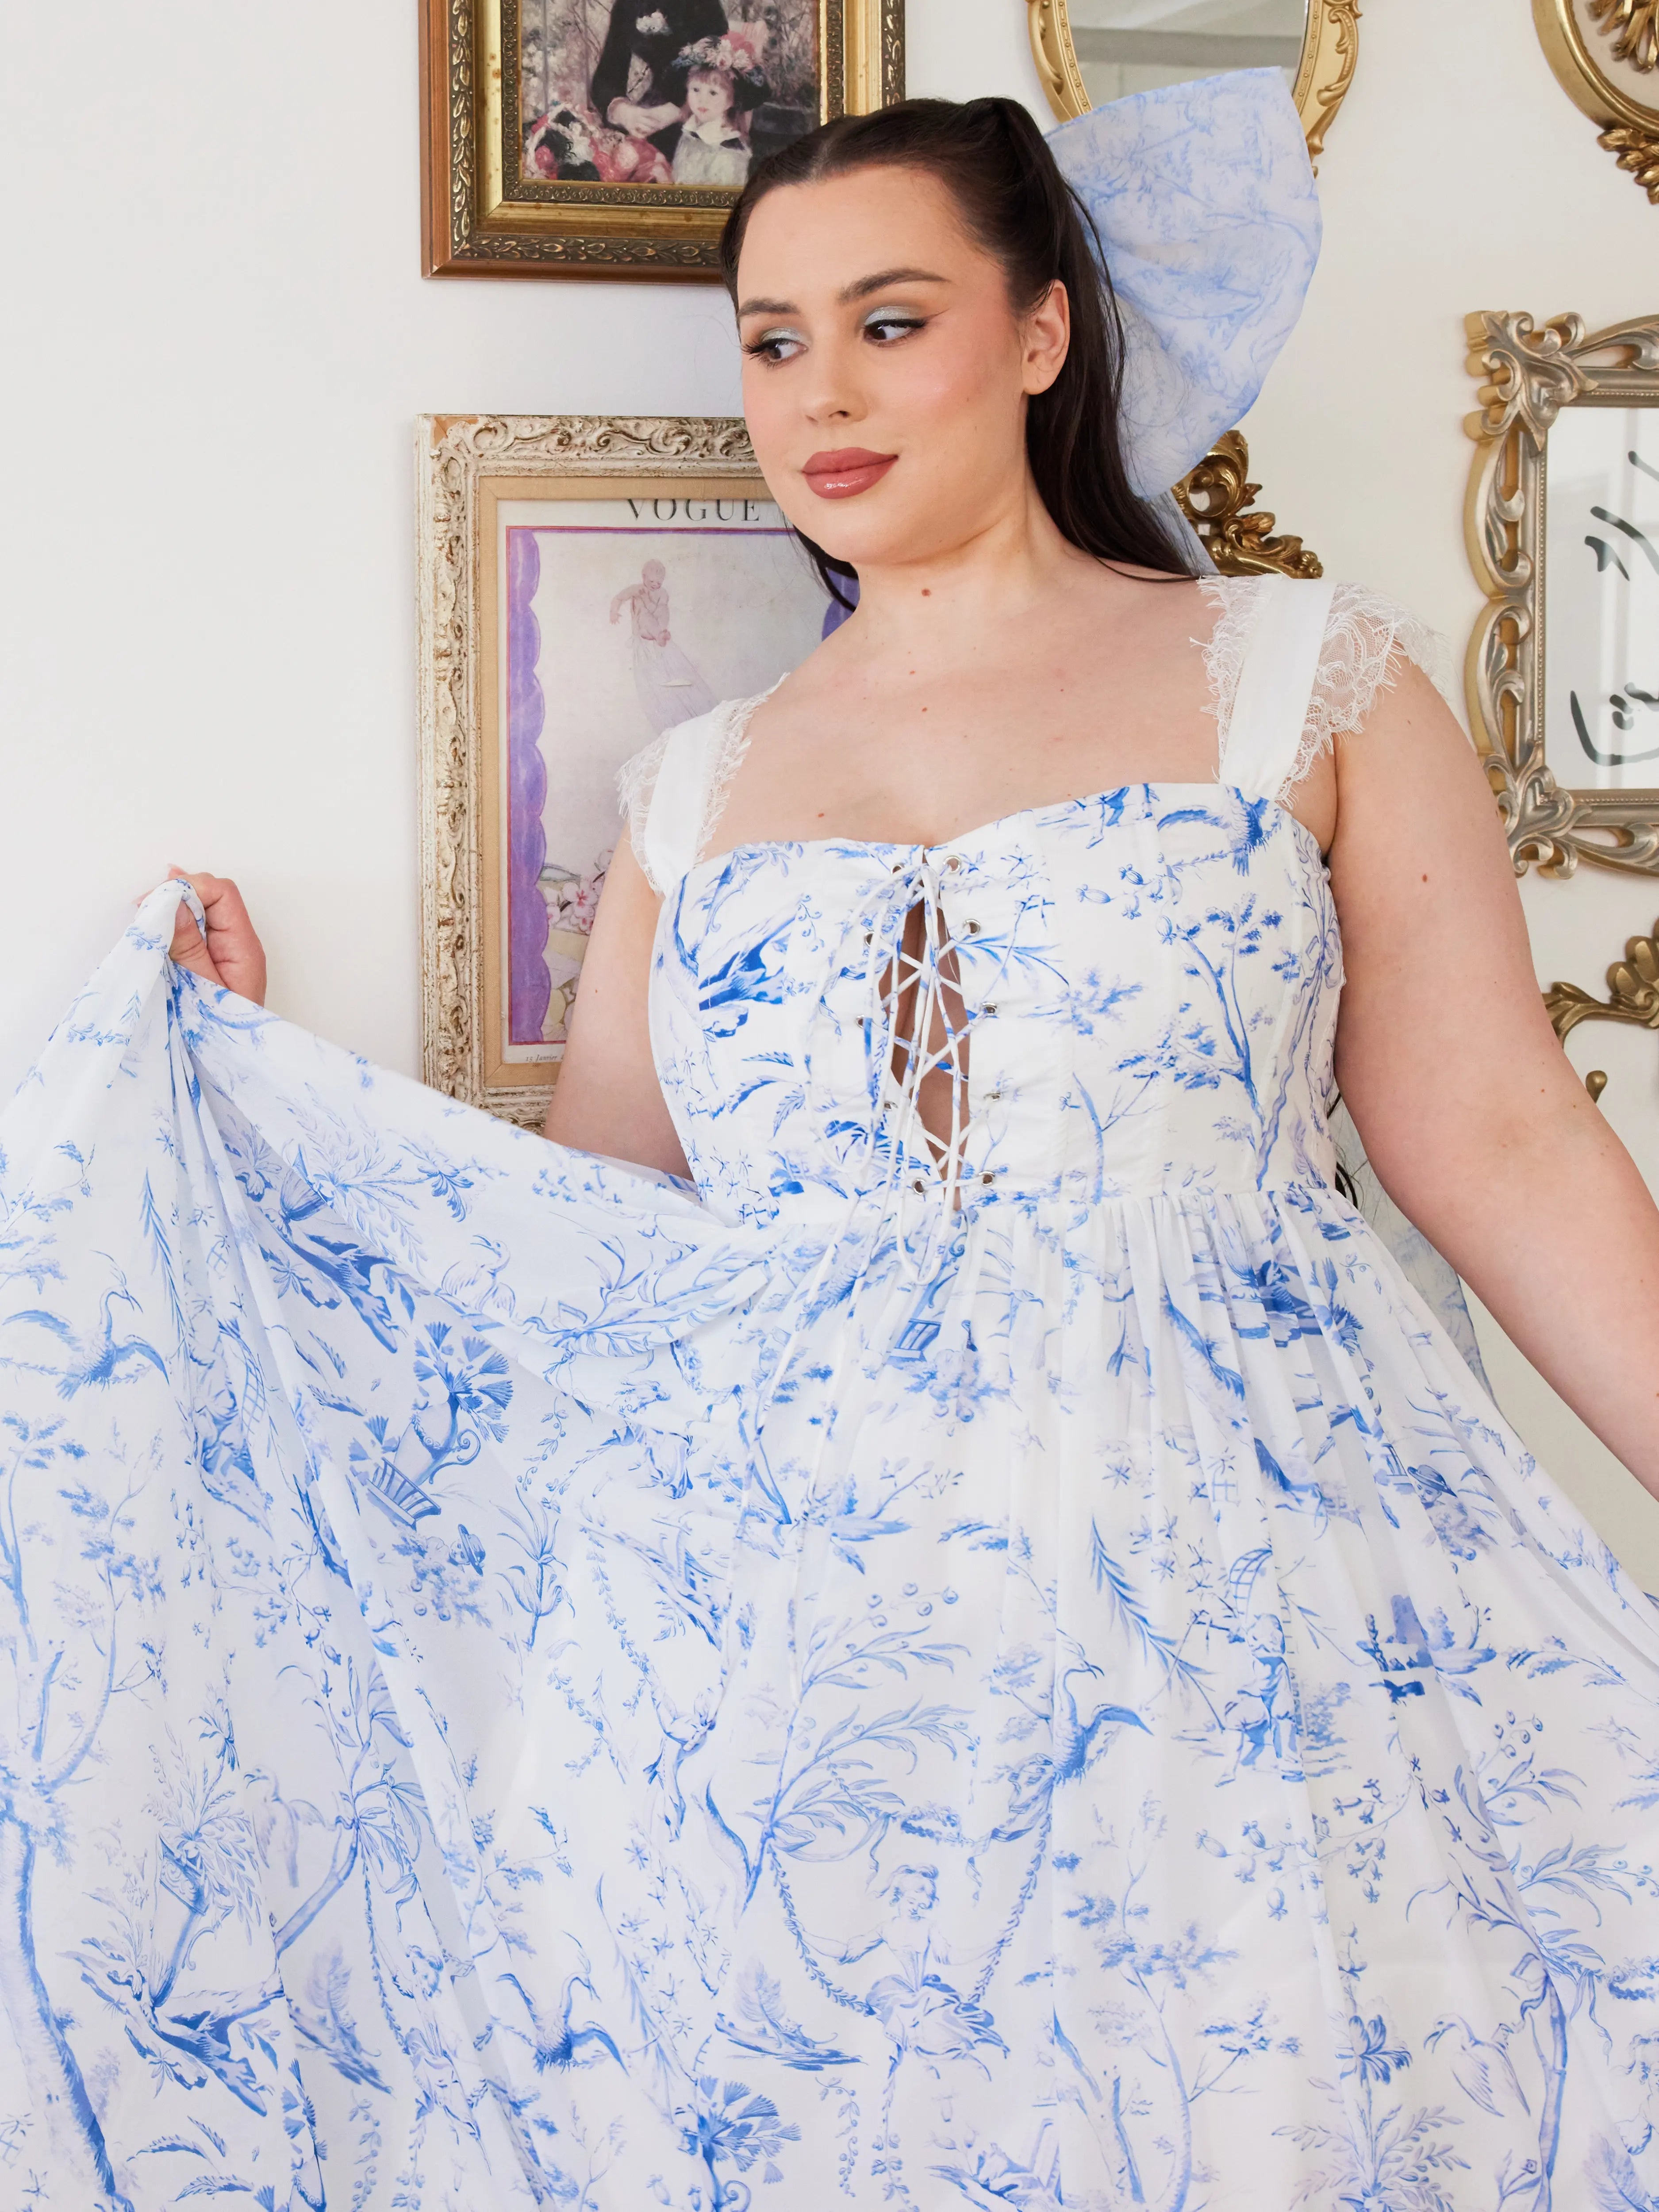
[1534,0,1659,204]
[1026,0,1359,160]
[1172,431,1322,580]
[1464,309,1659,877]
[421,0,905,278]
[418,418,1316,1115]
[1544,918,1659,1098]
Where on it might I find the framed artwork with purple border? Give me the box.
[418,414,833,1121]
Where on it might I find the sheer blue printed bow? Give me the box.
[1049,68,1321,498]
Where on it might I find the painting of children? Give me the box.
[670,35,764,184]
[426,0,896,274]
[515,1,817,188]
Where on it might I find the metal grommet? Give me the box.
[966,919,980,934]
[981,1171,995,1185]
[911,1177,927,1193]
[983,1003,998,1017]
[945,855,961,870]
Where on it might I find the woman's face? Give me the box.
[735,166,1068,576]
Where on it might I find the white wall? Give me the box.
[3,0,1656,1572]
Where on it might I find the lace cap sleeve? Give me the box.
[1301,583,1456,778]
[616,731,672,889]
[1202,576,1457,804]
[614,689,771,896]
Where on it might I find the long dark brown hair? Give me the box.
[718,96,1196,608]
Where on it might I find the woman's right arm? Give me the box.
[543,832,691,1180]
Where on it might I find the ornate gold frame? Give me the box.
[421,0,906,278]
[1544,917,1659,1098]
[1463,309,1659,878]
[1534,0,1659,203]
[1172,431,1322,579]
[418,414,760,1120]
[1026,0,1359,160]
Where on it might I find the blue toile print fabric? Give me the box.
[3,576,1659,2209]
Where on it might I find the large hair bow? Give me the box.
[1048,68,1321,499]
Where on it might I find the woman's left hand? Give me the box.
[161,867,268,1005]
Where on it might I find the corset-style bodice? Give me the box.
[650,783,1341,1233]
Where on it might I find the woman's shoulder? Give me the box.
[615,692,775,892]
[1201,573,1457,803]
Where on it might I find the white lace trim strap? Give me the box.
[1203,575,1456,805]
[1216,576,1335,805]
[616,687,772,895]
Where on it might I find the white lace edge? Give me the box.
[1195,574,1264,766]
[615,683,779,895]
[1198,576,1456,806]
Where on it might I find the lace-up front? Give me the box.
[875,853,981,1199]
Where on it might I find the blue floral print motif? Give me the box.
[0,581,1657,2209]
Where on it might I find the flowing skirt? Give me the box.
[1,888,1656,2211]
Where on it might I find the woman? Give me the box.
[610,556,720,730]
[15,88,1659,2212]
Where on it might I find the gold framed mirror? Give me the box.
[1027,0,1359,160]
[1464,308,1659,878]
[1533,0,1659,204]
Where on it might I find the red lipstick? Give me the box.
[802,448,898,500]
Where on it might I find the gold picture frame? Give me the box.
[1026,0,1359,160]
[418,414,837,1121]
[421,0,905,279]
[1534,0,1659,204]
[1463,309,1659,878]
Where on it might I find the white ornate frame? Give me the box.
[1463,310,1659,878]
[417,413,760,1121]
[1026,0,1359,161]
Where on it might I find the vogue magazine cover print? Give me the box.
[502,495,831,1058]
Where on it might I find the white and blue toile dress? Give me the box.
[2,574,1657,2211]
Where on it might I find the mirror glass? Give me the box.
[1066,0,1310,104]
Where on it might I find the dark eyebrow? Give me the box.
[838,265,949,303]
[735,267,950,318]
